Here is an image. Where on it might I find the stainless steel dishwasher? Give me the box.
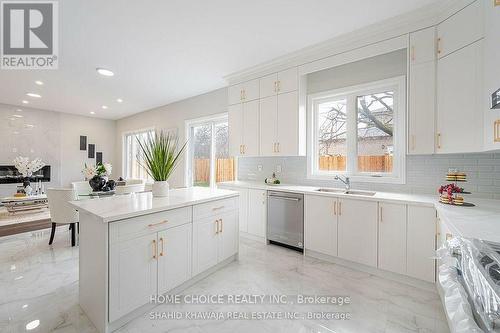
[267,191,304,251]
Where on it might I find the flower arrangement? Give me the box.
[82,163,112,180]
[13,156,45,177]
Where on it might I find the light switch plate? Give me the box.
[257,165,263,171]
[276,165,282,173]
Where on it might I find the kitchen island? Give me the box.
[70,187,239,333]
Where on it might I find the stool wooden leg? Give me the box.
[49,223,56,245]
[71,223,76,247]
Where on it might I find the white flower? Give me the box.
[82,164,97,180]
[13,156,45,177]
[103,163,112,176]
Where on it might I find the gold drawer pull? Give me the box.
[148,220,168,228]
[215,219,220,235]
[494,120,500,142]
[220,218,223,233]
[212,206,225,211]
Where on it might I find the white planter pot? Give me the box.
[152,181,169,197]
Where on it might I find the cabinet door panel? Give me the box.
[437,0,484,59]
[242,79,259,102]
[338,199,378,267]
[228,84,242,105]
[437,40,483,153]
[260,73,278,98]
[259,95,278,156]
[277,91,298,156]
[218,211,239,262]
[277,67,298,94]
[109,234,157,322]
[237,188,248,232]
[409,61,436,154]
[378,203,407,275]
[193,217,219,276]
[247,189,266,238]
[242,100,259,156]
[157,224,192,295]
[410,27,436,65]
[407,206,436,282]
[305,195,337,257]
[228,103,243,156]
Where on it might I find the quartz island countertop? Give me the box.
[69,187,238,223]
[219,181,500,244]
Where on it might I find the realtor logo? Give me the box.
[1,1,58,69]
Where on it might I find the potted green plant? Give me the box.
[137,131,186,197]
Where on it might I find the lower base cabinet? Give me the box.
[378,202,407,275]
[304,195,338,257]
[407,206,436,282]
[247,189,266,238]
[338,198,378,268]
[193,211,238,276]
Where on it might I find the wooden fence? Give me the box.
[319,155,393,173]
[194,158,235,184]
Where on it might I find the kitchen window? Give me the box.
[185,114,235,187]
[123,128,155,181]
[308,76,406,183]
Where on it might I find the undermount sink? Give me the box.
[315,188,376,196]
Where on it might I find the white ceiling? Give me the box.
[0,0,439,120]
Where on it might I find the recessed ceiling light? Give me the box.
[96,68,114,77]
[116,98,123,103]
[13,131,20,135]
[90,111,95,115]
[26,319,40,330]
[22,304,28,309]
[11,114,23,118]
[26,93,41,98]
[25,124,34,128]
[101,105,108,109]
[16,109,22,112]
[22,100,29,104]
[35,80,44,85]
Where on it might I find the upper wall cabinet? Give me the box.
[437,0,484,59]
[259,68,298,98]
[408,27,436,155]
[228,100,259,156]
[228,79,259,105]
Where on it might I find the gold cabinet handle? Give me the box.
[220,218,223,233]
[437,37,442,55]
[277,80,281,92]
[380,206,383,222]
[274,81,278,93]
[411,135,416,151]
[215,219,219,235]
[243,144,246,154]
[159,237,164,257]
[212,206,225,211]
[338,202,342,216]
[277,142,280,153]
[240,90,243,101]
[411,46,416,62]
[152,239,157,259]
[437,133,441,149]
[333,201,337,216]
[148,220,168,228]
[494,120,500,142]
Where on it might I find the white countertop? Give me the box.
[219,181,500,243]
[69,187,238,223]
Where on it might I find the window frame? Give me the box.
[307,76,406,184]
[122,127,156,181]
[184,112,229,188]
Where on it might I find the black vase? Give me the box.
[89,176,106,192]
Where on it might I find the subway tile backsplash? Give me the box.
[237,153,500,199]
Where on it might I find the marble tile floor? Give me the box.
[0,229,450,333]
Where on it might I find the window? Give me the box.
[308,76,405,183]
[123,128,155,180]
[185,114,234,187]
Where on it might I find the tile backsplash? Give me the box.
[237,153,500,199]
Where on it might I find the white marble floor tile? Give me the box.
[0,230,450,333]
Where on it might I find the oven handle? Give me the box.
[268,195,300,201]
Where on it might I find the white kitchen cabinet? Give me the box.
[436,40,484,153]
[228,84,242,106]
[407,206,436,282]
[409,27,436,65]
[228,100,259,156]
[276,91,299,155]
[228,79,259,105]
[247,189,267,238]
[260,73,278,98]
[304,195,338,257]
[378,202,407,275]
[218,211,239,261]
[193,217,219,275]
[408,27,436,155]
[109,234,158,321]
[277,67,298,94]
[337,198,378,267]
[437,0,484,59]
[157,224,192,295]
[259,95,278,156]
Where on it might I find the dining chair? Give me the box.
[71,181,92,196]
[46,188,79,246]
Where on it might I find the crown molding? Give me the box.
[224,0,470,85]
